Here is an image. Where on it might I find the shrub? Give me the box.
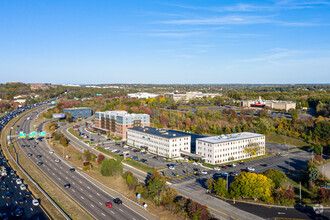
[263,169,286,188]
[275,186,295,205]
[318,188,330,203]
[97,153,105,164]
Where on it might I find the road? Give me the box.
[16,109,153,220]
[1,150,49,220]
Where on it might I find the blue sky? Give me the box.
[0,0,329,84]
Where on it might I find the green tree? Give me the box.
[308,167,320,182]
[147,177,164,205]
[314,144,323,155]
[100,159,112,176]
[262,169,286,188]
[213,178,227,197]
[160,186,178,205]
[206,178,215,191]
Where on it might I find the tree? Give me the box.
[206,178,215,191]
[100,159,112,176]
[314,144,323,155]
[318,188,330,203]
[59,136,68,147]
[275,186,295,205]
[308,167,320,182]
[262,169,286,188]
[230,172,274,202]
[97,153,105,164]
[187,200,210,220]
[213,178,227,197]
[160,186,178,205]
[147,177,164,205]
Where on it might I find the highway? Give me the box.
[15,109,153,220]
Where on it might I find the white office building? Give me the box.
[196,132,265,165]
[127,127,191,158]
[127,93,159,99]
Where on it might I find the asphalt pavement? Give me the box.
[16,109,153,220]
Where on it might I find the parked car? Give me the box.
[64,184,71,188]
[70,168,75,172]
[169,166,175,170]
[36,154,42,158]
[247,167,255,171]
[213,167,220,171]
[55,159,60,163]
[221,172,228,176]
[221,166,227,169]
[140,159,147,163]
[37,161,43,166]
[201,171,208,175]
[24,192,31,197]
[5,192,13,199]
[49,150,54,154]
[27,153,33,157]
[132,156,138,161]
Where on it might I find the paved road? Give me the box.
[1,151,49,220]
[17,109,152,220]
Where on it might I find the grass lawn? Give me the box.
[123,160,163,174]
[98,147,123,161]
[266,132,309,148]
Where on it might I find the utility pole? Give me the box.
[312,151,314,163]
[226,174,229,191]
[299,181,302,204]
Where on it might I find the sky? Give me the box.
[0,0,330,84]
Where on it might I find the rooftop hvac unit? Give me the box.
[173,134,176,136]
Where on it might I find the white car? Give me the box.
[55,159,60,163]
[49,150,54,154]
[20,184,26,190]
[111,149,118,153]
[32,199,39,206]
[201,171,208,175]
[169,166,175,170]
[247,167,255,171]
[104,147,110,150]
[193,162,198,165]
[231,164,236,167]
[213,167,221,171]
[16,178,22,184]
[221,172,228,176]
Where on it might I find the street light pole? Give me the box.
[299,181,302,204]
[226,174,229,191]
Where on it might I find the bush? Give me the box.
[54,133,62,141]
[308,167,320,182]
[275,186,295,205]
[59,136,68,147]
[97,153,105,164]
[263,169,286,188]
[318,188,330,203]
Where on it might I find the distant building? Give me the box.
[171,91,221,103]
[127,93,159,99]
[7,82,24,85]
[241,96,296,112]
[93,111,150,140]
[63,107,93,119]
[196,132,265,165]
[127,127,191,158]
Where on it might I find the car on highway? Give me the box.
[12,208,24,217]
[5,192,13,199]
[169,166,175,170]
[49,150,54,154]
[221,172,228,176]
[36,154,42,158]
[32,199,39,206]
[113,198,122,205]
[70,168,75,172]
[247,167,255,171]
[213,167,220,171]
[10,170,15,175]
[24,191,31,197]
[16,178,22,184]
[55,159,60,163]
[105,202,113,208]
[64,184,71,188]
[20,184,27,190]
[37,161,43,166]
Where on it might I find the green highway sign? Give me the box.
[29,131,36,137]
[7,136,10,140]
[19,133,26,138]
[39,131,46,136]
[51,101,56,104]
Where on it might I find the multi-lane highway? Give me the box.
[1,150,50,220]
[15,109,153,220]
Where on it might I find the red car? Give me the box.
[221,166,227,169]
[105,202,113,208]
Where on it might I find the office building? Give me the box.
[63,107,93,119]
[127,127,191,158]
[127,93,159,99]
[241,96,296,112]
[93,111,150,140]
[196,132,265,165]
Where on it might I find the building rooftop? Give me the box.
[128,126,190,139]
[63,107,92,110]
[197,132,264,144]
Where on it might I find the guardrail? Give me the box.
[4,104,71,220]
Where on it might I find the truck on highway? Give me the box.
[0,166,7,176]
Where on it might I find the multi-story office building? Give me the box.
[93,111,150,140]
[241,96,296,112]
[196,132,265,165]
[63,107,93,119]
[126,127,191,158]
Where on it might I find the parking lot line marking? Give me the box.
[31,208,33,211]
[58,178,61,180]
[99,202,103,205]
[72,189,75,192]
[101,213,106,216]
[119,208,123,212]
[79,180,82,183]
[81,196,84,199]
[97,193,100,196]
[110,211,115,214]
[80,188,83,191]
[87,186,90,189]
[91,204,94,207]
[89,194,92,197]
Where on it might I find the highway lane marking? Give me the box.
[97,193,100,196]
[79,180,82,183]
[81,196,84,199]
[72,182,75,185]
[101,213,106,216]
[72,189,75,192]
[47,168,49,171]
[6,203,8,206]
[90,204,94,207]
[65,177,68,179]
[80,188,83,191]
[53,173,55,176]
[58,178,61,180]
[99,202,103,205]
[110,211,115,214]
[119,208,123,212]
[60,172,62,174]
[89,195,92,198]
[87,186,90,189]
[30,208,33,211]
